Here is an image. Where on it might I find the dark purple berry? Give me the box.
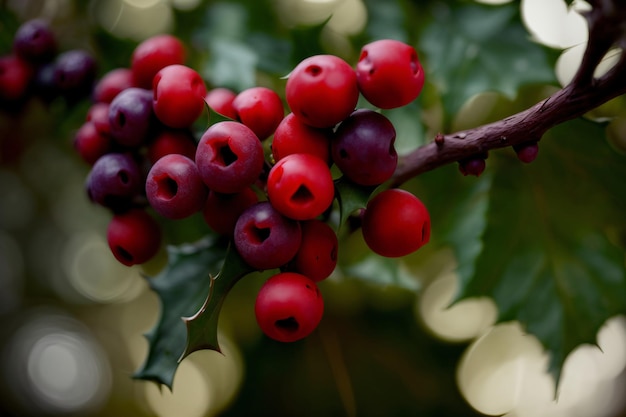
[234,201,302,270]
[53,49,97,101]
[331,109,397,186]
[86,152,144,212]
[145,154,208,219]
[458,155,487,177]
[13,19,57,64]
[513,141,539,164]
[108,87,155,147]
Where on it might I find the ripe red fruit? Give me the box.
[92,68,135,103]
[271,112,331,164]
[0,55,33,103]
[255,272,324,342]
[147,128,197,164]
[107,208,162,266]
[356,39,425,109]
[73,121,112,165]
[145,154,208,219]
[290,219,338,282]
[202,187,258,236]
[195,121,264,193]
[267,153,335,220]
[286,54,359,128]
[131,34,185,89]
[458,156,487,177]
[362,189,431,257]
[205,87,238,120]
[232,86,284,140]
[152,64,207,128]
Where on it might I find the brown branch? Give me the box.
[390,0,626,187]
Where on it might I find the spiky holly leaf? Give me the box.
[181,245,254,359]
[419,3,556,126]
[452,119,626,383]
[133,237,251,389]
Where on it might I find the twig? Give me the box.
[390,0,626,187]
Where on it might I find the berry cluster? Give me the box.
[0,19,97,110]
[73,33,431,343]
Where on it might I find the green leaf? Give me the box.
[181,244,255,359]
[334,177,377,230]
[455,119,626,384]
[419,3,556,127]
[344,255,420,291]
[133,237,232,389]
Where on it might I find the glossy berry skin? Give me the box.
[152,64,207,128]
[131,34,185,89]
[234,201,302,270]
[147,128,197,164]
[356,39,425,109]
[195,121,264,193]
[87,102,112,136]
[232,86,284,140]
[0,55,33,103]
[53,49,97,100]
[205,87,238,120]
[332,109,398,186]
[202,187,258,236]
[107,208,161,266]
[267,153,335,221]
[289,219,338,282]
[73,121,113,165]
[362,189,430,258]
[271,113,331,164]
[286,54,359,128]
[108,87,154,147]
[13,19,57,64]
[255,272,324,342]
[86,152,144,211]
[145,154,208,219]
[93,68,135,103]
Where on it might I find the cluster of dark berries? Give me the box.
[75,33,432,343]
[0,19,97,111]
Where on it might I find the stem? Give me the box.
[390,0,626,187]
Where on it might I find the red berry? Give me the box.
[195,121,264,193]
[145,154,208,219]
[286,54,359,128]
[267,153,335,220]
[92,68,135,103]
[271,113,332,164]
[232,86,284,140]
[147,128,197,164]
[356,39,425,109]
[202,187,258,236]
[13,19,57,64]
[205,87,238,119]
[107,208,162,266]
[73,121,113,165]
[131,34,185,89]
[255,272,324,342]
[290,219,338,282]
[0,55,33,103]
[152,64,207,128]
[362,189,430,258]
[86,102,112,136]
